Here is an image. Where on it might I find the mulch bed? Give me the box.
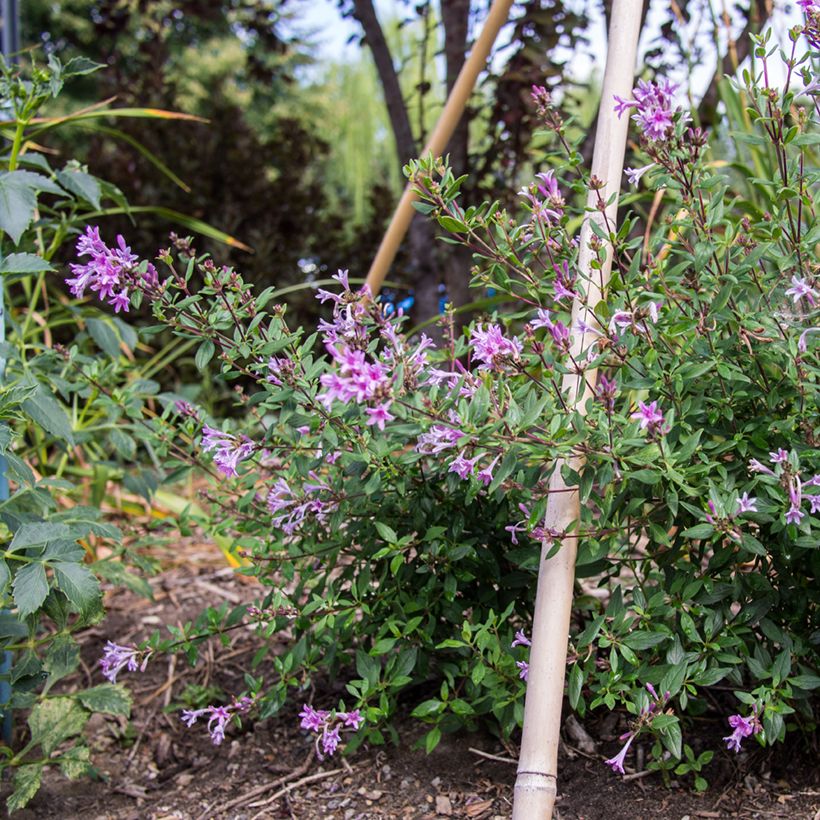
[3,542,819,819]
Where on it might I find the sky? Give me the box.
[284,0,809,101]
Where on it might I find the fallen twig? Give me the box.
[198,750,314,818]
[468,747,517,765]
[247,768,344,818]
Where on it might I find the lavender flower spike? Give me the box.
[99,641,151,684]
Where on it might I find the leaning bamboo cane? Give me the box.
[511,2,643,818]
[364,0,515,297]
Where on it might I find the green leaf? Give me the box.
[195,339,215,370]
[789,674,820,690]
[6,764,43,814]
[44,634,80,682]
[12,563,49,618]
[374,521,397,543]
[681,524,715,540]
[87,317,123,358]
[0,171,37,244]
[425,725,442,753]
[22,384,75,446]
[0,253,54,274]
[77,683,132,716]
[56,168,102,209]
[51,562,101,615]
[9,522,74,550]
[28,696,88,755]
[568,663,583,709]
[411,699,444,718]
[58,744,92,779]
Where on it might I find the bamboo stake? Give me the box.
[511,2,643,818]
[364,0,515,296]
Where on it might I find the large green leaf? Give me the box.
[6,765,43,814]
[0,172,37,244]
[21,384,75,445]
[0,253,54,274]
[77,683,132,717]
[51,562,101,614]
[28,696,88,755]
[12,563,49,618]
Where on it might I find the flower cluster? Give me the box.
[799,0,820,49]
[723,707,762,753]
[182,695,254,746]
[605,683,671,775]
[201,426,255,478]
[266,474,338,535]
[748,450,820,526]
[99,641,152,684]
[468,323,523,371]
[66,226,157,313]
[614,79,680,141]
[519,170,565,226]
[299,704,364,758]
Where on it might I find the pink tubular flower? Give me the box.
[632,400,667,436]
[769,448,789,464]
[477,455,500,487]
[299,704,329,732]
[365,402,395,431]
[181,696,255,746]
[604,733,635,774]
[625,163,656,186]
[785,275,818,306]
[201,426,254,478]
[99,641,151,684]
[516,661,529,681]
[469,324,523,370]
[322,725,342,756]
[338,710,364,730]
[735,492,758,514]
[748,458,775,476]
[511,630,531,649]
[299,703,365,758]
[723,712,760,753]
[449,451,478,480]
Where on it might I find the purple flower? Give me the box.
[631,400,667,436]
[207,706,232,745]
[181,698,254,746]
[477,455,500,486]
[99,641,151,684]
[67,227,150,314]
[511,630,531,649]
[625,163,656,186]
[735,492,758,514]
[785,506,805,525]
[299,704,328,732]
[365,402,395,431]
[338,709,364,730]
[723,713,759,753]
[469,324,523,370]
[449,451,478,480]
[785,275,818,306]
[516,661,529,681]
[417,413,469,454]
[614,79,681,141]
[596,375,617,412]
[321,725,342,756]
[604,733,635,774]
[769,448,789,464]
[748,458,775,476]
[181,708,206,728]
[806,494,820,514]
[201,426,254,478]
[608,310,634,335]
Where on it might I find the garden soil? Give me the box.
[3,543,818,820]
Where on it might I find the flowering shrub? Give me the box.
[70,19,819,792]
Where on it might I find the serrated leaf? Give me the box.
[0,171,37,244]
[56,168,101,209]
[28,696,88,755]
[51,562,101,615]
[12,563,49,617]
[10,522,74,550]
[22,384,75,445]
[6,764,42,813]
[0,253,54,274]
[77,683,132,716]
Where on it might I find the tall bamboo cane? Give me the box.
[511,2,643,818]
[364,0,515,297]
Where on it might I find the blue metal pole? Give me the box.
[1,0,20,745]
